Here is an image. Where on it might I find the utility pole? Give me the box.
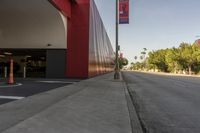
[114,0,120,79]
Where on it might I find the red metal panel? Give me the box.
[89,0,115,77]
[50,0,90,78]
[66,0,90,78]
[51,0,114,78]
[50,0,71,18]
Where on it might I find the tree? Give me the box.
[140,56,143,60]
[140,48,148,70]
[165,48,183,73]
[141,48,147,60]
[118,57,128,69]
[179,43,200,75]
[134,56,137,61]
[135,42,200,74]
[130,62,144,70]
[148,50,168,72]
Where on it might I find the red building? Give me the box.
[0,0,114,78]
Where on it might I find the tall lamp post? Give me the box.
[114,0,120,79]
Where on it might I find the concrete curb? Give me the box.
[123,82,144,133]
[121,73,144,133]
[130,70,200,78]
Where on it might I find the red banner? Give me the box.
[119,0,129,24]
[120,53,123,58]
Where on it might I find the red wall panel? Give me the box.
[88,0,114,77]
[51,0,71,18]
[66,0,90,78]
[50,0,90,78]
[51,0,114,78]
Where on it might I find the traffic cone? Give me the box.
[8,59,14,84]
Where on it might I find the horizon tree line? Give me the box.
[131,42,200,75]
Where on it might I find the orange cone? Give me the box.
[8,59,14,84]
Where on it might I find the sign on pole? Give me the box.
[119,0,129,24]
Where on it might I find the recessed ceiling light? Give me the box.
[0,55,5,57]
[4,52,12,55]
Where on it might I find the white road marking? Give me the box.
[0,83,22,88]
[0,96,24,100]
[37,81,76,84]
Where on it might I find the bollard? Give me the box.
[23,66,26,78]
[8,59,14,84]
[4,67,7,78]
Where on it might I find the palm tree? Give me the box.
[141,48,147,60]
[140,55,143,60]
[134,56,137,61]
[141,48,147,70]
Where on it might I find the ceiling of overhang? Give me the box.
[0,0,67,49]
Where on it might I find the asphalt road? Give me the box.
[0,78,80,105]
[123,71,200,133]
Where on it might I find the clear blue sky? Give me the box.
[94,0,200,63]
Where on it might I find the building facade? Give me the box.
[0,0,114,78]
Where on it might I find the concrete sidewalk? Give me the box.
[0,72,141,133]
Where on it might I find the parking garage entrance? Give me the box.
[0,49,46,78]
[0,0,67,78]
[0,49,66,78]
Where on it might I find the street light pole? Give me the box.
[114,0,120,79]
